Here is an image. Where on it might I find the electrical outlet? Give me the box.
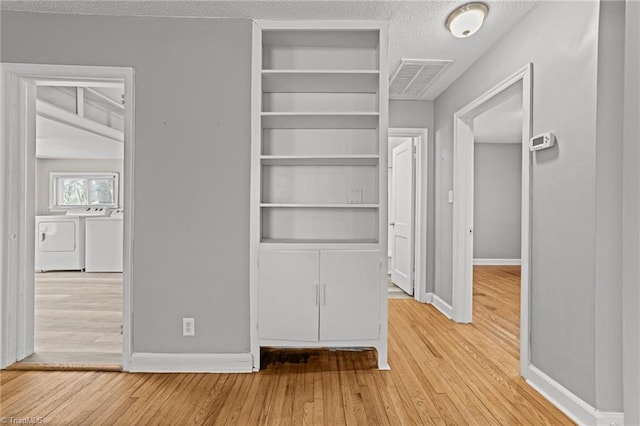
[182,317,195,336]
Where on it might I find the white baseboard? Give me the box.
[425,292,454,319]
[526,365,624,426]
[128,352,253,373]
[473,258,521,266]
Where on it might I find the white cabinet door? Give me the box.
[259,250,320,341]
[319,250,380,341]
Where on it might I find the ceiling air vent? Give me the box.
[389,59,453,100]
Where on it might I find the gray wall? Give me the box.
[36,159,124,216]
[433,1,601,407]
[1,11,252,354]
[389,100,436,294]
[623,1,640,423]
[594,0,624,411]
[389,100,433,130]
[473,143,521,260]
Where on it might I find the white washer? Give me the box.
[35,215,85,271]
[85,216,123,272]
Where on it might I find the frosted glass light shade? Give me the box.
[446,3,489,38]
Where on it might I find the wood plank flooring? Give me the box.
[17,272,122,368]
[0,266,573,424]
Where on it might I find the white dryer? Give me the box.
[35,215,85,271]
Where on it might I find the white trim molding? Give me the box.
[425,292,454,319]
[129,353,254,373]
[526,365,624,426]
[473,258,521,266]
[249,21,262,372]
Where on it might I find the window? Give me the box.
[50,172,119,209]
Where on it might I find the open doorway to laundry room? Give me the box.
[0,64,134,371]
[25,83,126,369]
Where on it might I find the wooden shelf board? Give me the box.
[262,70,379,74]
[260,155,378,166]
[260,204,379,208]
[262,30,380,48]
[261,112,379,129]
[262,70,379,93]
[260,238,379,244]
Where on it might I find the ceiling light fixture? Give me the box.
[446,3,489,38]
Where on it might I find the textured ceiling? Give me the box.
[1,0,537,100]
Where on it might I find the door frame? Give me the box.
[388,128,429,303]
[451,63,532,376]
[0,63,135,370]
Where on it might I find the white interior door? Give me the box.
[390,138,414,295]
[258,250,320,342]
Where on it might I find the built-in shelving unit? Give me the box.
[250,20,389,370]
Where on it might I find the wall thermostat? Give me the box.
[530,132,556,151]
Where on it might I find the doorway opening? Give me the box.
[0,64,134,371]
[387,128,429,303]
[451,64,532,376]
[29,83,125,368]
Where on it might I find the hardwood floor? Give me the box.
[16,272,122,369]
[0,266,572,424]
[472,265,521,358]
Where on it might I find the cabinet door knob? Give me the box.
[315,284,319,307]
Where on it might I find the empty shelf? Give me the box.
[262,70,379,93]
[261,238,379,244]
[262,30,379,48]
[261,112,379,129]
[260,203,379,208]
[260,155,378,166]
